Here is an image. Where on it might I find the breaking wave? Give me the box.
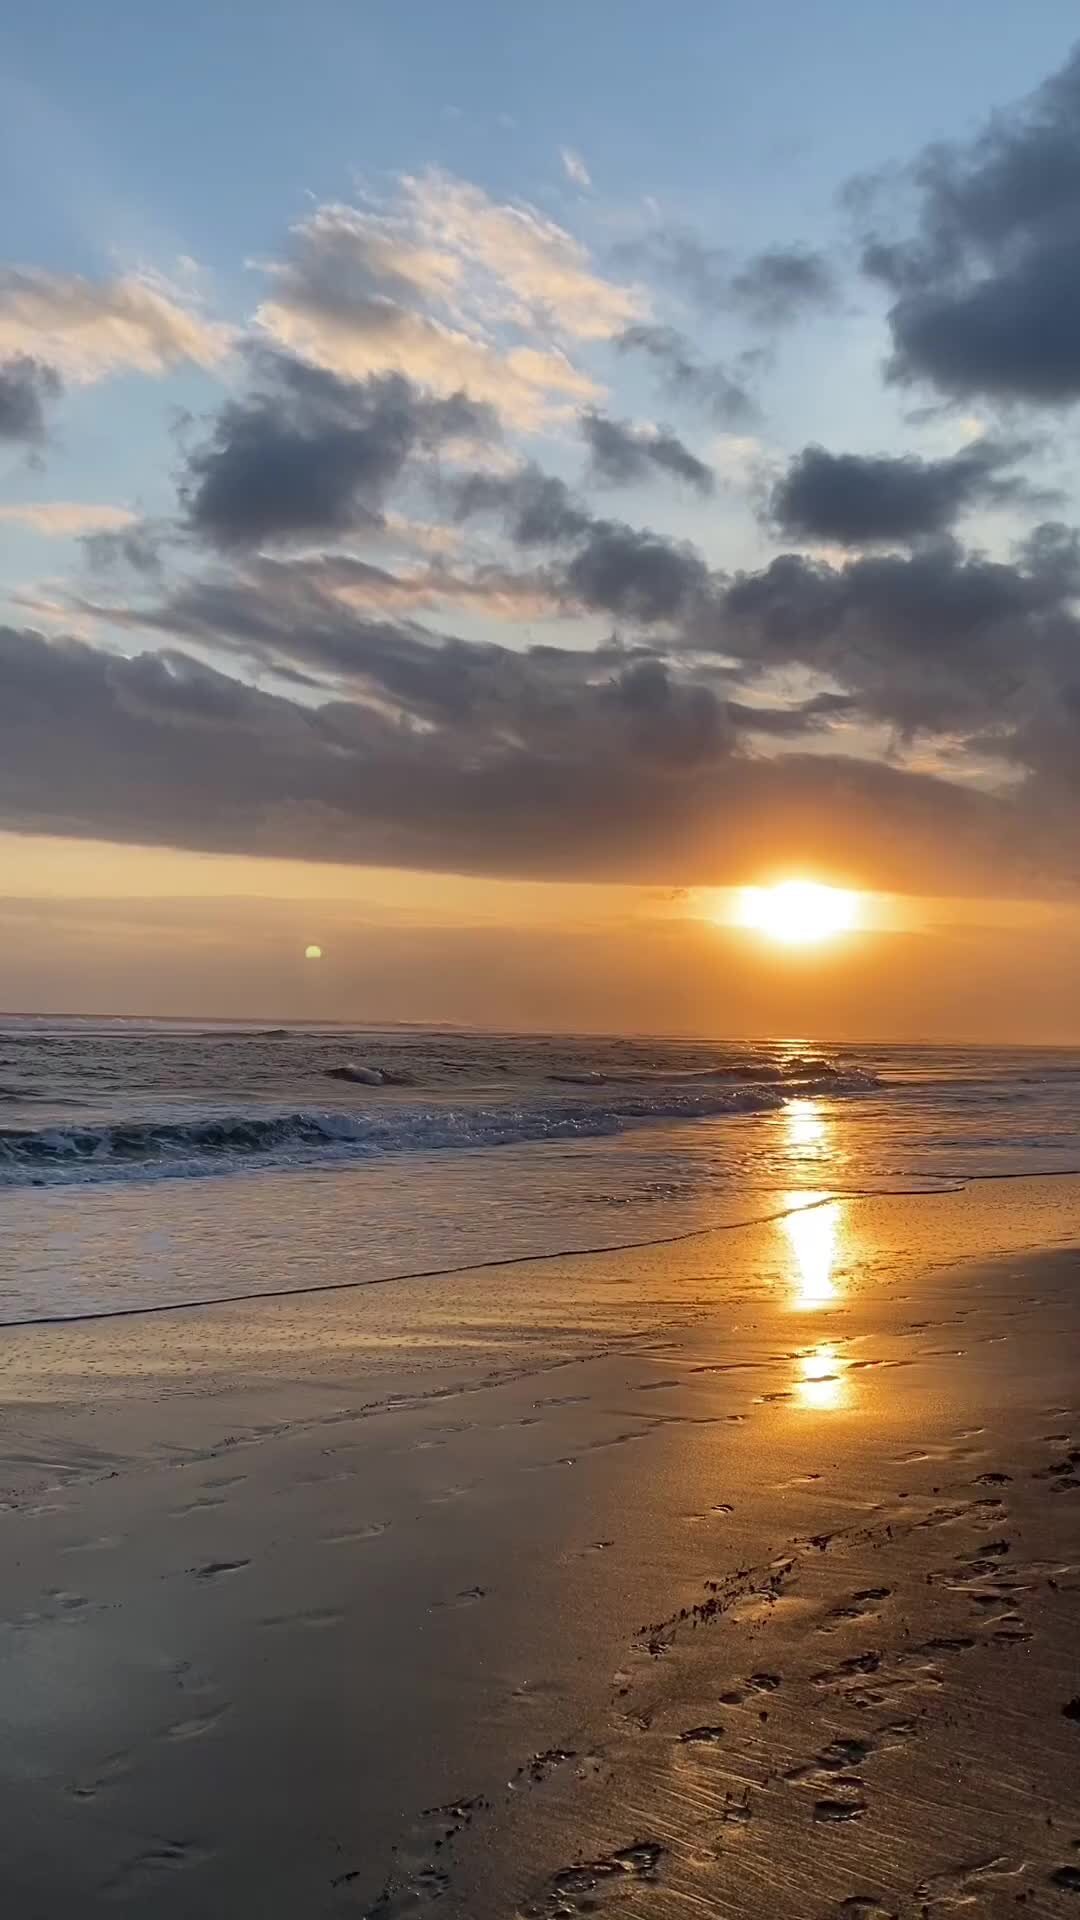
[0,1069,879,1188]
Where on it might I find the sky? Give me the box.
[4,0,1080,1035]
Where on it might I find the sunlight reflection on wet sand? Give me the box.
[777,1101,853,1409]
[782,1195,844,1309]
[794,1341,850,1411]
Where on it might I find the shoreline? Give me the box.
[1,1182,1080,1913]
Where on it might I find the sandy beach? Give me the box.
[3,1172,1080,1916]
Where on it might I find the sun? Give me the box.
[304,944,323,960]
[738,881,858,946]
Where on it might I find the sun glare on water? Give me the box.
[738,880,858,946]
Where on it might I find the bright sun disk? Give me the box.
[738,881,858,946]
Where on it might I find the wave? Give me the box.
[0,1070,879,1188]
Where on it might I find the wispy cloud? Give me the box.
[0,502,138,536]
[255,171,640,427]
[559,147,592,190]
[0,268,227,382]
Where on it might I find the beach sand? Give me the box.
[2,1174,1080,1915]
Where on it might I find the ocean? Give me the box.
[3,1019,1080,1325]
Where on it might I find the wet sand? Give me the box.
[2,1175,1080,1915]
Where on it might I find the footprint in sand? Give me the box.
[814,1789,868,1823]
[515,1748,577,1784]
[106,1839,211,1893]
[720,1671,782,1705]
[261,1606,343,1631]
[164,1707,229,1741]
[819,1588,891,1631]
[191,1558,250,1581]
[66,1752,131,1800]
[520,1842,664,1917]
[915,1854,1024,1906]
[356,1864,451,1917]
[431,1585,487,1610]
[815,1651,882,1682]
[816,1737,872,1771]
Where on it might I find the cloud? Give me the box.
[255,173,640,426]
[80,545,721,732]
[106,551,562,653]
[560,147,592,190]
[0,621,1055,895]
[563,522,711,623]
[615,228,834,324]
[449,461,712,621]
[126,487,1080,777]
[856,44,1080,404]
[401,170,634,336]
[0,357,62,444]
[616,324,756,426]
[614,227,731,310]
[82,518,168,574]
[580,409,713,494]
[726,246,837,325]
[717,529,1080,742]
[450,463,593,546]
[0,269,226,382]
[727,691,855,736]
[770,438,1048,546]
[181,348,497,549]
[0,501,135,536]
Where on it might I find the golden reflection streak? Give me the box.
[781,1193,844,1308]
[784,1097,827,1151]
[795,1343,849,1412]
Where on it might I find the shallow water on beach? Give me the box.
[3,1023,1080,1321]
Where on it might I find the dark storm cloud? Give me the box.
[181,348,497,549]
[856,44,1080,403]
[0,356,62,444]
[770,439,1049,546]
[580,410,713,494]
[0,621,1053,894]
[726,248,837,326]
[616,325,756,427]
